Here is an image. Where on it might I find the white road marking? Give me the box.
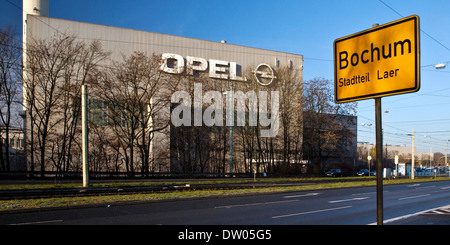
[398,194,430,200]
[407,184,421,187]
[328,197,369,203]
[272,205,353,219]
[368,205,450,225]
[283,193,319,198]
[214,199,300,209]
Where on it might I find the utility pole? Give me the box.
[411,130,415,180]
[446,140,449,178]
[384,110,389,165]
[362,123,372,173]
[225,82,234,176]
[430,147,432,168]
[82,84,89,187]
[447,140,449,178]
[445,141,448,169]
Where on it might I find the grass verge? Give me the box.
[0,177,447,212]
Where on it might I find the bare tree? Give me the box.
[224,65,304,175]
[24,33,108,174]
[94,52,172,175]
[302,77,357,174]
[0,26,22,172]
[274,66,303,173]
[52,40,108,173]
[169,72,221,173]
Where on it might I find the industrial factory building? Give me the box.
[22,0,308,175]
[21,0,355,176]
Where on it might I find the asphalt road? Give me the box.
[1,180,449,225]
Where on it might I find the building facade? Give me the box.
[303,112,357,175]
[24,14,304,174]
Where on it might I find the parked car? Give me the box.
[370,170,376,176]
[357,169,369,176]
[325,169,342,177]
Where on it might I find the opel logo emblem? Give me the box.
[253,63,277,86]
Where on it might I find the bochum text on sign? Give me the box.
[334,15,420,103]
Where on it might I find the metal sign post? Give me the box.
[375,97,383,225]
[334,15,420,225]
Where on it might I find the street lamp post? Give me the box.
[384,110,389,166]
[362,123,373,173]
[224,82,234,176]
[424,135,432,168]
[408,131,415,179]
[446,140,449,178]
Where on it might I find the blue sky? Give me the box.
[2,0,450,154]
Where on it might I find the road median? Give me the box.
[0,177,447,213]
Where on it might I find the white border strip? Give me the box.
[368,204,450,225]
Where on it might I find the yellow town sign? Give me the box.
[334,15,420,103]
